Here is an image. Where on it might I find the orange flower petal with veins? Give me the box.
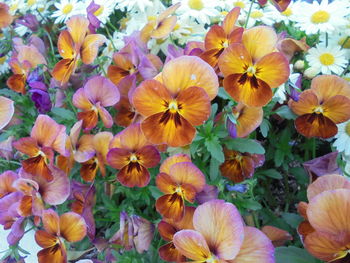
[51,58,76,84]
[59,212,87,242]
[218,43,251,77]
[0,3,13,28]
[205,25,227,50]
[159,154,191,174]
[169,162,206,192]
[57,31,75,59]
[35,230,59,248]
[156,172,178,194]
[151,16,177,39]
[81,34,106,64]
[37,245,66,263]
[66,15,89,49]
[156,193,185,221]
[311,75,350,101]
[6,74,26,94]
[119,123,148,150]
[118,164,150,187]
[80,158,98,182]
[22,155,53,181]
[42,209,60,236]
[261,225,293,247]
[295,113,338,139]
[289,90,318,116]
[222,7,241,36]
[159,242,186,262]
[234,103,263,138]
[321,95,350,124]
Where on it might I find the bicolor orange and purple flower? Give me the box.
[73,76,120,131]
[13,115,68,181]
[133,56,218,147]
[173,200,274,263]
[107,123,160,187]
[0,96,14,131]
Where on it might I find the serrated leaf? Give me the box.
[205,138,224,163]
[225,138,265,154]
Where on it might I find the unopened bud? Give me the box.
[294,60,305,71]
[304,67,319,79]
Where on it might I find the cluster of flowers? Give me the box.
[0,0,350,262]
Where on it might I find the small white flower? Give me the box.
[116,0,153,12]
[89,0,116,25]
[0,53,10,75]
[264,1,298,25]
[306,44,348,75]
[333,120,350,156]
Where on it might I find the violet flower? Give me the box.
[87,1,101,33]
[16,14,39,32]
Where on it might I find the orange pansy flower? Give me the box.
[52,15,106,85]
[7,45,46,94]
[13,115,68,181]
[0,96,14,130]
[35,209,87,263]
[220,148,265,183]
[218,26,290,107]
[289,75,350,139]
[200,7,244,68]
[107,123,160,187]
[0,3,13,28]
[231,103,263,138]
[133,56,218,147]
[156,157,205,221]
[158,206,195,262]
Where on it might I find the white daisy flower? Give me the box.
[116,0,153,12]
[306,44,348,75]
[294,0,349,35]
[170,17,207,45]
[5,0,25,15]
[333,120,350,156]
[226,0,252,13]
[89,0,116,25]
[264,1,298,24]
[52,0,86,24]
[173,0,220,25]
[318,31,350,59]
[244,7,275,28]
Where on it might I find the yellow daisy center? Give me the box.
[10,3,18,12]
[319,53,335,66]
[94,5,104,16]
[173,23,181,31]
[251,10,263,19]
[311,10,330,24]
[27,0,36,6]
[62,3,73,15]
[346,122,350,136]
[188,0,204,10]
[221,11,228,16]
[233,1,245,8]
[313,106,324,114]
[38,6,45,12]
[0,56,6,65]
[281,7,292,17]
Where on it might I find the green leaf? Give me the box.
[275,246,321,263]
[217,87,231,100]
[205,137,224,163]
[225,138,265,154]
[51,107,75,121]
[260,119,270,137]
[241,199,262,211]
[148,186,163,199]
[274,149,285,167]
[209,157,220,181]
[274,105,297,120]
[282,212,303,228]
[258,169,282,179]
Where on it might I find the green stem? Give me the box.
[63,90,78,115]
[312,138,316,159]
[325,32,328,47]
[107,20,119,32]
[244,0,255,28]
[283,171,290,212]
[104,25,117,52]
[0,159,21,166]
[341,36,350,49]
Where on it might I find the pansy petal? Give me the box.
[169,162,205,192]
[107,148,131,169]
[141,112,196,147]
[51,58,76,84]
[35,230,59,248]
[22,154,53,181]
[289,90,318,116]
[242,26,278,61]
[80,158,98,182]
[133,79,172,117]
[255,52,290,89]
[304,231,347,262]
[137,145,160,168]
[295,113,337,139]
[307,189,350,236]
[218,43,251,77]
[84,76,120,107]
[193,200,244,260]
[37,245,66,263]
[156,172,178,194]
[31,115,61,147]
[66,15,89,47]
[204,25,227,50]
[159,242,186,262]
[223,73,273,107]
[322,95,350,124]
[0,170,18,198]
[93,131,113,160]
[173,229,211,261]
[177,86,211,126]
[156,193,184,221]
[119,123,148,150]
[158,221,177,241]
[13,137,39,156]
[229,227,274,263]
[311,75,350,101]
[159,154,191,174]
[6,74,26,94]
[161,56,219,100]
[117,164,150,187]
[60,212,87,242]
[81,34,106,64]
[42,209,60,236]
[151,16,177,39]
[222,7,240,36]
[72,88,93,111]
[261,226,293,247]
[234,103,263,138]
[57,31,75,59]
[77,110,98,131]
[307,174,350,201]
[0,96,14,130]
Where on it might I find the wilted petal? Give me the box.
[303,152,341,181]
[261,226,293,247]
[131,215,154,253]
[193,200,244,260]
[0,96,14,130]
